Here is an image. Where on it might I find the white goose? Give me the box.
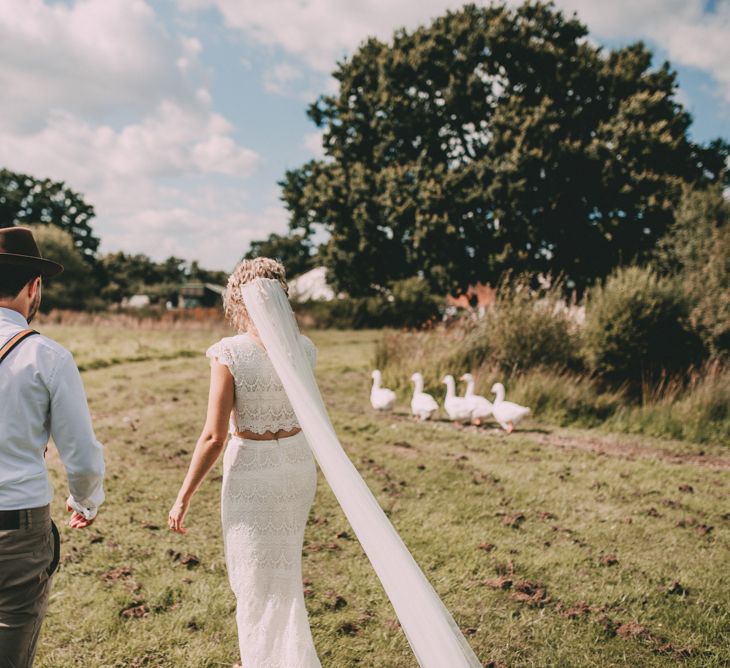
[442,375,475,422]
[410,373,439,421]
[460,373,493,425]
[490,382,530,433]
[370,370,396,411]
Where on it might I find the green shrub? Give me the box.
[294,276,440,329]
[31,225,104,311]
[374,305,730,445]
[374,325,472,399]
[653,185,730,357]
[386,276,441,329]
[373,273,583,397]
[604,360,730,444]
[463,273,582,374]
[506,369,623,427]
[582,265,704,383]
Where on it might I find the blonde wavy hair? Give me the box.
[223,257,288,333]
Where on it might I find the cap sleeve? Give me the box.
[206,339,234,371]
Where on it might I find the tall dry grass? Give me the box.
[375,274,582,396]
[603,359,730,443]
[37,307,226,330]
[374,321,730,444]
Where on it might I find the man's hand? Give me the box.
[66,502,95,529]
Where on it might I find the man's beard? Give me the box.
[27,291,41,324]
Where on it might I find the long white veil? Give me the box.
[241,278,482,667]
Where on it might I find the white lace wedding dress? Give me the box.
[207,332,321,668]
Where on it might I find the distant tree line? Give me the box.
[0,168,228,312]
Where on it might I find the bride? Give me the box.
[168,258,481,668]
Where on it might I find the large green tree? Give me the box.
[653,185,730,356]
[32,225,101,311]
[244,232,316,278]
[0,168,100,261]
[281,1,729,296]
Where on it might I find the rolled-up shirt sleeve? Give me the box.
[48,352,105,520]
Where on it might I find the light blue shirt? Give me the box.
[0,307,105,519]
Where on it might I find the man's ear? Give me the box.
[27,276,42,298]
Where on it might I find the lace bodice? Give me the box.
[207,333,317,434]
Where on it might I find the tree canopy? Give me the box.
[0,168,100,261]
[32,225,100,311]
[653,185,730,356]
[280,1,729,296]
[244,232,316,278]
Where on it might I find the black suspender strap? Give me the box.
[0,329,39,365]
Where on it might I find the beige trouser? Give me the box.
[0,506,57,668]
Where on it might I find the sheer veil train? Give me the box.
[241,278,482,668]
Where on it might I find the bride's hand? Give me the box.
[168,498,190,534]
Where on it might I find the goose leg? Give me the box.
[506,422,514,434]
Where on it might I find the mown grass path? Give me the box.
[35,327,729,667]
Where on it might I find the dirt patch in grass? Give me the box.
[527,430,730,469]
[510,580,551,607]
[385,409,730,469]
[483,575,513,590]
[100,566,133,584]
[120,602,149,618]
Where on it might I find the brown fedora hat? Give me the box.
[0,227,64,278]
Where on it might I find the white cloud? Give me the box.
[302,130,325,158]
[250,199,291,235]
[0,0,265,268]
[557,0,730,103]
[0,104,260,191]
[0,0,206,131]
[263,62,304,95]
[177,35,203,71]
[3,0,727,268]
[0,103,262,266]
[182,0,730,105]
[102,206,262,270]
[178,0,468,72]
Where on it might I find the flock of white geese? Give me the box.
[370,370,531,434]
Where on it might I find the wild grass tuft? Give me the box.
[377,324,730,445]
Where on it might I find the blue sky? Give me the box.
[0,0,728,271]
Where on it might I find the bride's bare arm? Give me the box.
[168,360,234,533]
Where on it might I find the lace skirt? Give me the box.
[221,432,321,668]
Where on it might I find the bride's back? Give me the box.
[206,332,317,435]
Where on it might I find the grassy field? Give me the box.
[33,324,729,667]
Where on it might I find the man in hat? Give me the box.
[0,227,105,667]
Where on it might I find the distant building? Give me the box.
[446,282,496,310]
[288,266,336,302]
[178,283,225,308]
[121,294,151,309]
